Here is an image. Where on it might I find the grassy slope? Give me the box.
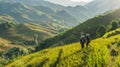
[0,16,59,66]
[0,23,56,43]
[0,38,33,52]
[36,8,120,51]
[0,15,56,43]
[6,28,120,67]
[0,16,56,59]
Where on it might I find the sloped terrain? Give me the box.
[0,16,59,66]
[6,28,120,67]
[0,37,34,67]
[36,8,120,51]
[0,16,57,44]
[2,0,120,23]
[0,2,78,27]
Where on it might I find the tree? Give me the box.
[97,25,106,37]
[107,21,119,32]
[111,21,119,30]
[0,21,15,30]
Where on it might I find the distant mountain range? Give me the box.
[0,0,120,27]
[0,0,120,49]
[1,0,120,66]
[0,2,78,28]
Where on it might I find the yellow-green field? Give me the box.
[6,28,120,67]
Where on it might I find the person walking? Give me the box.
[80,32,86,49]
[86,33,91,47]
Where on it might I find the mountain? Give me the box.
[0,2,50,23]
[0,0,120,66]
[6,28,120,67]
[0,2,78,28]
[0,0,64,11]
[65,6,91,21]
[65,0,120,22]
[36,8,120,51]
[0,15,58,45]
[0,15,63,66]
[86,0,120,15]
[1,0,120,26]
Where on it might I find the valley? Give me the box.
[0,0,120,67]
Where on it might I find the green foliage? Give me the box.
[0,57,9,67]
[3,47,29,59]
[0,16,16,31]
[107,20,119,32]
[6,31,120,67]
[103,28,120,38]
[36,8,120,51]
[97,25,106,37]
[0,16,59,66]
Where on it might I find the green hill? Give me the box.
[36,8,120,51]
[0,15,60,66]
[0,2,78,28]
[6,28,120,67]
[86,0,120,15]
[0,16,57,44]
[1,0,120,24]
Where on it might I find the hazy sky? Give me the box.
[71,0,93,2]
[45,0,94,6]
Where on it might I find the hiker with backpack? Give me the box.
[86,33,91,47]
[80,32,86,49]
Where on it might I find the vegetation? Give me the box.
[0,15,61,43]
[6,28,120,67]
[0,2,78,28]
[36,8,120,51]
[0,16,59,66]
[0,37,34,66]
[2,0,120,23]
[0,0,120,67]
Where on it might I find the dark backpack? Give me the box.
[81,37,86,43]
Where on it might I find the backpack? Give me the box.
[80,35,85,43]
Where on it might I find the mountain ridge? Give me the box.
[36,8,120,51]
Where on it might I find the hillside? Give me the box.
[0,15,61,66]
[86,0,120,15]
[0,0,64,10]
[0,37,34,66]
[36,8,120,51]
[6,28,120,67]
[0,2,78,28]
[0,16,57,44]
[66,0,120,21]
[0,0,120,28]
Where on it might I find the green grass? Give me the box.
[36,8,120,50]
[6,29,120,67]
